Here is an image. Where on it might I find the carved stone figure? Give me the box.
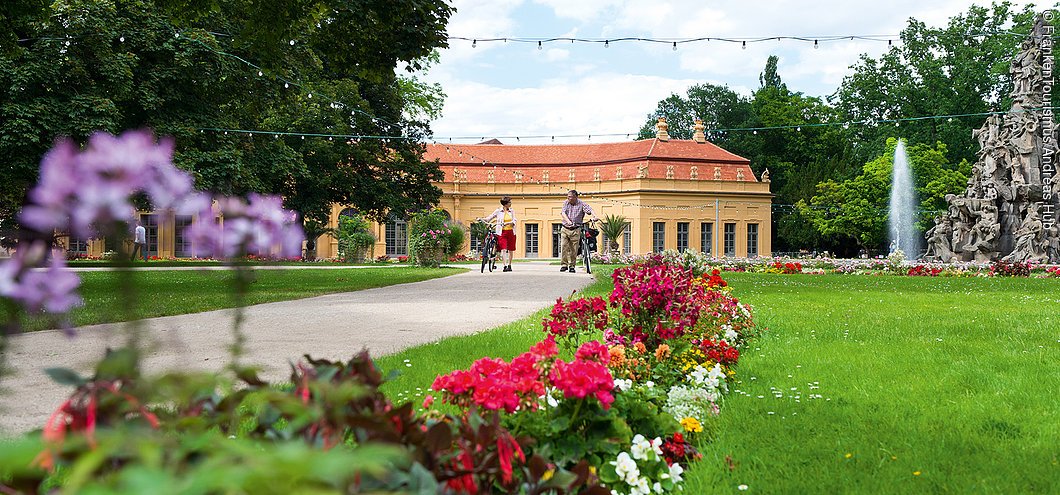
[924,216,956,262]
[1004,203,1047,263]
[925,17,1056,262]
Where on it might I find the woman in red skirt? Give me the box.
[481,196,517,271]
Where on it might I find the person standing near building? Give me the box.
[132,218,147,262]
[560,190,597,273]
[480,196,518,272]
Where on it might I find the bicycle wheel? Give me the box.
[582,236,592,274]
[480,236,493,273]
[488,241,498,272]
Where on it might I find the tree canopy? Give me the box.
[640,2,1043,254]
[1,0,453,238]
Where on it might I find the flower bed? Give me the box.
[595,249,1060,278]
[427,254,758,493]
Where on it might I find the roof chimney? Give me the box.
[655,117,670,141]
[693,119,706,143]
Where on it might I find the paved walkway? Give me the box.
[0,262,594,435]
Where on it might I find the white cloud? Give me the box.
[428,0,1045,140]
[427,72,701,143]
[545,48,570,61]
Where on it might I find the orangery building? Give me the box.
[316,118,773,260]
[62,119,772,260]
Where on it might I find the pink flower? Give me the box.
[575,340,610,365]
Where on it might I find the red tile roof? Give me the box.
[424,138,757,183]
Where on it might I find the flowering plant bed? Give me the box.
[424,255,758,492]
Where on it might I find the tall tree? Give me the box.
[799,138,967,253]
[637,82,754,154]
[0,0,453,238]
[831,2,1039,167]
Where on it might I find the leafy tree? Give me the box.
[636,82,754,154]
[800,138,967,253]
[0,0,453,237]
[831,1,1040,166]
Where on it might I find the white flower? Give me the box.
[613,452,640,485]
[630,434,652,460]
[650,437,664,456]
[632,477,650,495]
[738,484,749,491]
[546,394,559,408]
[669,463,684,483]
[653,481,665,494]
[725,328,739,342]
[615,378,633,391]
[645,380,655,388]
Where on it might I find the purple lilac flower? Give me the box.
[0,242,82,333]
[180,193,304,260]
[19,130,192,239]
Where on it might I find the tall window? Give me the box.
[67,236,87,255]
[747,223,759,258]
[623,224,632,255]
[525,224,539,258]
[701,222,713,256]
[552,223,562,258]
[652,222,666,253]
[470,225,482,254]
[385,217,408,256]
[676,222,689,253]
[724,223,736,257]
[142,214,159,257]
[175,215,193,257]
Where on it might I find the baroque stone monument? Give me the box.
[924,16,1058,263]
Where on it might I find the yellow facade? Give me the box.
[315,176,772,260]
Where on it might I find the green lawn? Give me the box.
[689,273,1060,494]
[24,267,460,331]
[376,271,1060,494]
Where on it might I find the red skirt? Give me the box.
[498,229,517,250]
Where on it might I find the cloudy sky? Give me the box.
[422,0,1043,143]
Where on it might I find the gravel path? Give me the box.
[0,261,594,435]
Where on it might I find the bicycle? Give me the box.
[479,229,500,273]
[572,219,599,274]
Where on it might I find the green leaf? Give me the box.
[44,367,87,386]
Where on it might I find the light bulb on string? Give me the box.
[742,41,747,49]
[538,41,542,50]
[284,82,289,89]
[673,42,677,51]
[289,40,295,46]
[472,39,477,48]
[308,93,312,98]
[604,40,609,48]
[753,130,758,135]
[119,36,125,42]
[813,39,818,49]
[796,126,801,132]
[257,70,263,77]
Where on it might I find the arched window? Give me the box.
[339,207,358,219]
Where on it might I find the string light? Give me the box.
[672,42,677,51]
[445,30,1026,50]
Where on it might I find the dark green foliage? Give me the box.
[5,347,607,493]
[1,0,452,232]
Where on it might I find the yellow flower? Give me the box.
[913,471,921,476]
[680,417,703,433]
[844,453,853,459]
[542,468,554,481]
